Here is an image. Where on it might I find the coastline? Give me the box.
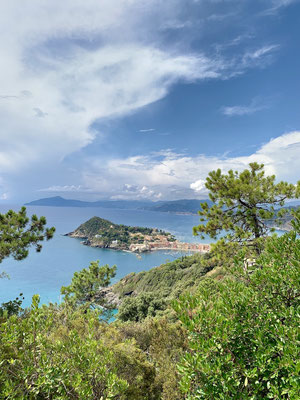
[65,232,211,254]
[75,237,211,254]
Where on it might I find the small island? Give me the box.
[66,216,210,253]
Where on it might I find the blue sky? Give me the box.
[0,0,300,202]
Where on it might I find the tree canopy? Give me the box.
[61,260,116,314]
[0,206,55,264]
[193,162,300,254]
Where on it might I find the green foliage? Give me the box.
[194,162,299,255]
[0,296,128,399]
[0,295,186,399]
[118,293,167,322]
[76,216,116,236]
[114,317,187,399]
[112,253,218,322]
[0,293,24,320]
[71,216,174,250]
[114,253,214,297]
[174,210,300,399]
[61,260,116,314]
[0,206,55,264]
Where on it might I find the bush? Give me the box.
[118,293,167,322]
[0,296,128,399]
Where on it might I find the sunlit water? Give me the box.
[0,205,211,307]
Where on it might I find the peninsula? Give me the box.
[66,216,210,253]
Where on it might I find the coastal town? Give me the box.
[128,234,210,253]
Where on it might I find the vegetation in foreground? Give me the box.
[0,163,299,399]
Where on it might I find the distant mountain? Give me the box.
[25,196,299,221]
[141,199,213,214]
[25,196,151,209]
[25,196,210,214]
[25,196,91,207]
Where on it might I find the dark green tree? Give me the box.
[61,260,116,314]
[194,163,300,255]
[0,206,55,264]
[118,292,167,322]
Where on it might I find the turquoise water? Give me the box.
[0,205,210,307]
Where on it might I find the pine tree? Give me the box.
[0,206,55,264]
[194,163,300,254]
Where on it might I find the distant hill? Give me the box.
[25,196,299,222]
[141,199,213,214]
[26,196,91,207]
[25,196,152,209]
[25,196,210,214]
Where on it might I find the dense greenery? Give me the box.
[68,216,173,250]
[194,162,299,255]
[175,209,300,399]
[118,293,167,322]
[115,253,221,321]
[0,296,185,399]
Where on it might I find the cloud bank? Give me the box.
[74,131,300,200]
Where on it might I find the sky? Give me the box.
[0,0,300,203]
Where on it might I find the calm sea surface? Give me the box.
[0,205,211,307]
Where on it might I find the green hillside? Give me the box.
[102,252,224,322]
[112,253,214,298]
[67,216,174,251]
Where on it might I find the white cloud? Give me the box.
[38,185,85,192]
[262,0,299,15]
[222,105,260,116]
[241,45,279,68]
[123,184,139,192]
[244,131,300,182]
[190,179,207,193]
[221,98,268,116]
[80,131,300,200]
[139,129,156,133]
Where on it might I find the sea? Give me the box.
[0,205,212,307]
